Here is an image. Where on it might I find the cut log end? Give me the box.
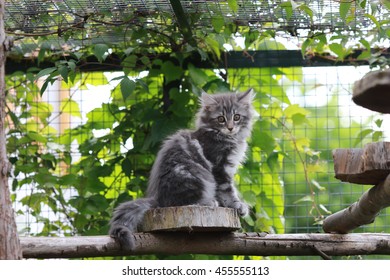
[352,69,390,113]
[140,206,241,233]
[333,142,390,185]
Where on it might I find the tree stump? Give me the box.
[140,206,241,232]
[333,142,390,185]
[352,69,390,113]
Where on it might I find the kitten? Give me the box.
[109,89,256,250]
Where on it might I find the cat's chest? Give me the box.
[204,140,245,166]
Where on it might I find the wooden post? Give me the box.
[323,174,390,233]
[0,0,22,259]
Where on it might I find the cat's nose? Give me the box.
[227,127,233,131]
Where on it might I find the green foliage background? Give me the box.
[5,0,390,259]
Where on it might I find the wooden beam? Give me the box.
[20,232,390,259]
[333,142,390,185]
[6,50,381,75]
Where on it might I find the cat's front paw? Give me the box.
[234,201,250,217]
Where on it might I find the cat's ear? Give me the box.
[201,91,218,110]
[238,88,255,104]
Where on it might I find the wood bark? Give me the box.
[20,232,390,259]
[0,0,22,260]
[323,174,390,233]
[333,142,390,185]
[352,68,390,113]
[141,206,241,232]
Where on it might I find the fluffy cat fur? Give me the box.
[109,89,256,250]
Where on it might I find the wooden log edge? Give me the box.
[352,69,390,113]
[141,206,241,232]
[333,142,390,185]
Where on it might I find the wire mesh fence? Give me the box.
[6,0,390,54]
[7,63,390,241]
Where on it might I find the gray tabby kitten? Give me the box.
[109,89,256,250]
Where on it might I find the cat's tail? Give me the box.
[109,198,157,250]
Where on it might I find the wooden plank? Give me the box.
[333,142,390,185]
[352,69,390,113]
[141,206,241,232]
[323,174,390,233]
[20,233,390,259]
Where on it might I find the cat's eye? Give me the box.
[217,116,225,123]
[233,114,241,121]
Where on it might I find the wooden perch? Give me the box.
[323,174,390,233]
[352,69,390,113]
[141,206,240,232]
[20,233,390,259]
[333,142,390,185]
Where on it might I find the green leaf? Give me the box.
[359,38,371,50]
[211,16,225,32]
[243,191,257,206]
[121,158,132,177]
[37,48,47,65]
[227,0,238,13]
[284,104,308,117]
[27,131,48,143]
[93,44,109,63]
[375,119,383,128]
[86,104,116,129]
[299,4,313,22]
[251,124,276,154]
[372,131,383,142]
[364,13,381,30]
[61,98,82,118]
[59,174,78,186]
[280,1,293,20]
[35,67,57,80]
[353,128,373,147]
[294,137,311,152]
[58,66,69,83]
[340,1,352,21]
[120,77,136,101]
[40,79,50,96]
[161,61,182,83]
[122,55,138,75]
[301,38,312,57]
[329,43,345,59]
[266,152,280,172]
[258,38,286,51]
[205,36,221,58]
[188,64,209,86]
